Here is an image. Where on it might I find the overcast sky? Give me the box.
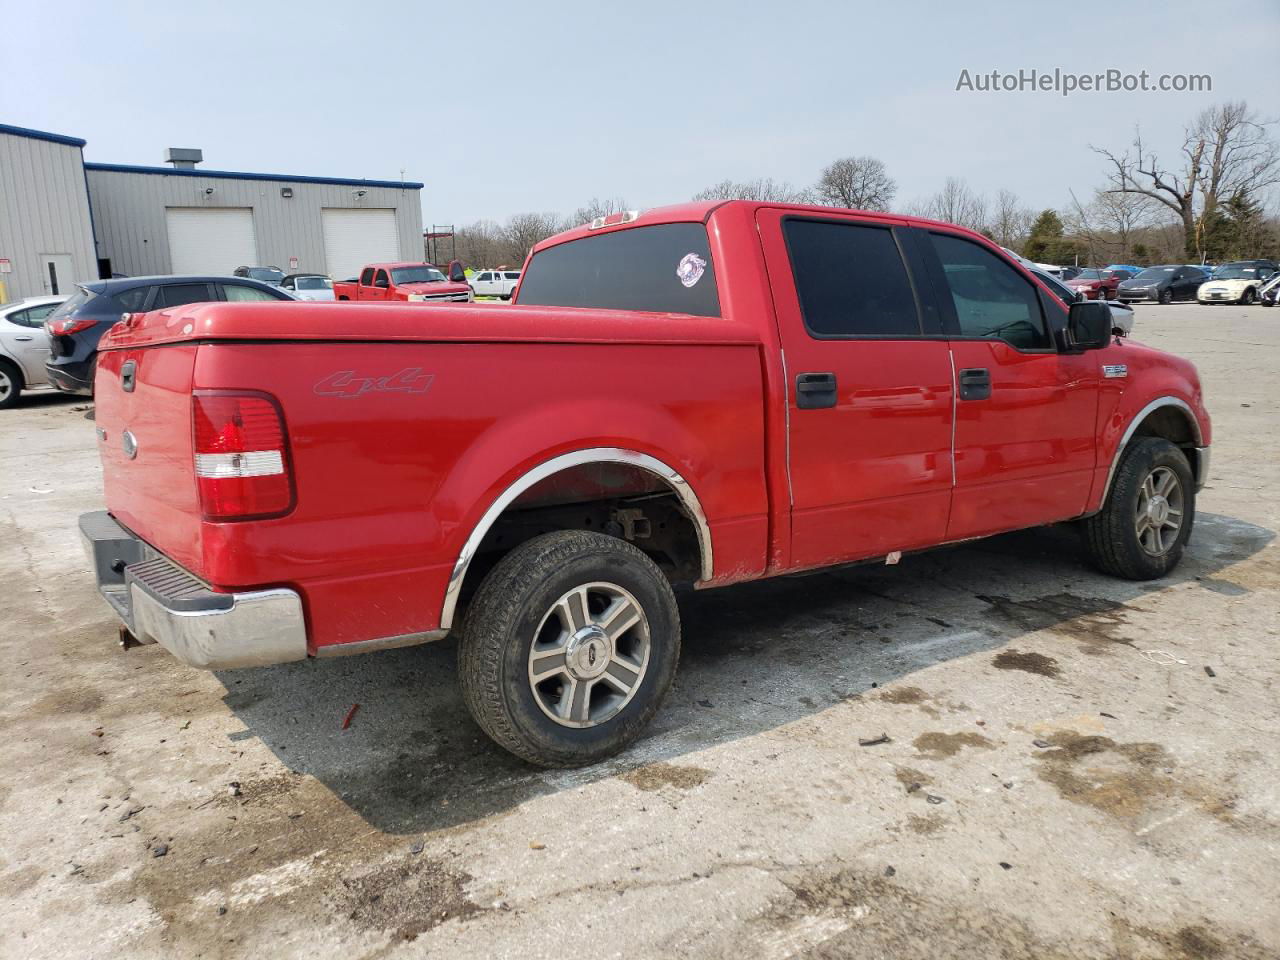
[5,0,1278,227]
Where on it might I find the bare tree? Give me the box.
[452,219,508,269]
[571,196,631,226]
[813,156,897,211]
[503,212,565,263]
[918,178,988,232]
[1065,188,1162,265]
[1093,101,1280,259]
[989,189,1035,250]
[691,178,813,203]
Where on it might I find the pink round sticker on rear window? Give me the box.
[676,253,707,288]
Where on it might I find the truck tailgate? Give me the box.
[95,345,206,576]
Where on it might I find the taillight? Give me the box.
[49,316,96,336]
[192,392,294,520]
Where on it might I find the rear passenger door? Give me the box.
[757,209,955,569]
[916,229,1099,540]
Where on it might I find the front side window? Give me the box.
[156,283,213,308]
[516,223,721,317]
[374,269,390,287]
[783,219,920,337]
[224,284,282,302]
[931,233,1050,350]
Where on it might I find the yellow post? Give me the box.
[0,279,8,302]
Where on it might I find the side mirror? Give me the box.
[1066,300,1111,351]
[374,278,389,289]
[447,260,466,283]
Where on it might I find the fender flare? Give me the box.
[1100,396,1204,505]
[439,447,714,630]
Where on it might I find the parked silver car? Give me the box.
[0,295,66,408]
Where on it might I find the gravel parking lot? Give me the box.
[2,302,1278,960]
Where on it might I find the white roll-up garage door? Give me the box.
[165,208,258,275]
[322,208,400,280]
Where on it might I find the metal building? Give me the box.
[0,124,98,301]
[87,159,424,281]
[1,123,425,298]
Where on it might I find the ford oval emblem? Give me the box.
[121,429,138,460]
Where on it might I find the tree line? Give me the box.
[444,100,1278,270]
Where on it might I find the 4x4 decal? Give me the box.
[314,368,434,398]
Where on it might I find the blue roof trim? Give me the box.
[0,122,87,147]
[83,162,423,190]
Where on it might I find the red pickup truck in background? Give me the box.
[81,200,1210,767]
[332,261,473,303]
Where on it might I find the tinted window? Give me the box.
[155,283,213,308]
[504,272,521,280]
[223,284,283,302]
[931,233,1050,350]
[374,269,389,287]
[783,219,919,337]
[112,287,150,312]
[360,268,375,285]
[517,223,720,317]
[296,277,331,290]
[245,267,284,284]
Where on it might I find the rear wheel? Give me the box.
[1241,287,1256,305]
[1083,437,1194,580]
[0,359,23,410]
[458,530,680,767]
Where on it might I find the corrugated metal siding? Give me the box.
[86,170,423,278]
[0,133,98,300]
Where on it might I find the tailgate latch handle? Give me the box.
[121,360,136,393]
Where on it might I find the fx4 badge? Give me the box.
[1102,364,1128,379]
[314,367,435,398]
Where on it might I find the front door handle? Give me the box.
[958,367,991,401]
[14,335,34,341]
[796,372,837,409]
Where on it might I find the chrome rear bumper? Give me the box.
[79,511,307,670]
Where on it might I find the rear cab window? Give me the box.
[516,223,721,317]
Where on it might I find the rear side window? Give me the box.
[111,287,150,312]
[155,283,214,308]
[930,233,1051,350]
[517,223,721,317]
[45,289,95,322]
[783,219,920,337]
[360,268,375,285]
[223,283,283,302]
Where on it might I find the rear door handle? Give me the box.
[796,372,837,409]
[958,367,991,401]
[14,336,34,341]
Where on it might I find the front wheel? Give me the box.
[1158,289,1173,305]
[1083,437,1194,580]
[0,359,23,410]
[458,530,681,767]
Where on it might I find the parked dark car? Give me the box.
[44,276,292,396]
[233,266,285,286]
[1116,264,1209,304]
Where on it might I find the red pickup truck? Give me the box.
[81,200,1210,767]
[332,261,472,303]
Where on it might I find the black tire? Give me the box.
[1241,287,1256,305]
[1083,437,1195,580]
[458,530,680,767]
[1158,288,1173,305]
[0,358,24,410]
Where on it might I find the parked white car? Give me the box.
[280,274,335,301]
[1196,263,1278,305]
[469,269,521,299]
[0,295,66,408]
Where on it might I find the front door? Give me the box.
[918,228,1100,541]
[39,254,75,295]
[757,209,955,570]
